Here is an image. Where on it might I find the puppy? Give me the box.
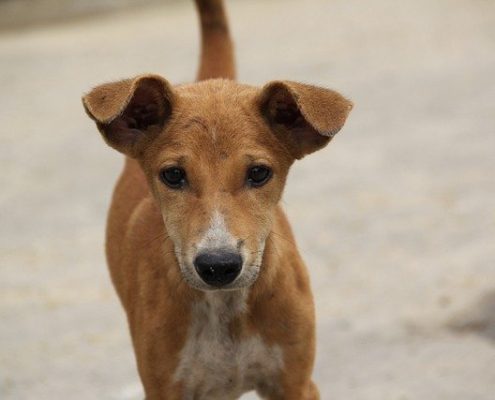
[82,0,352,398]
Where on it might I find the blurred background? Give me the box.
[1,0,494,399]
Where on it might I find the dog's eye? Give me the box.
[159,167,187,189]
[246,165,272,188]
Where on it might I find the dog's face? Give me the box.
[83,76,351,290]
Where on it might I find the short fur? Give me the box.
[82,1,352,399]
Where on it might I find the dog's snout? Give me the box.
[194,250,242,287]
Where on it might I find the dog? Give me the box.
[82,0,352,398]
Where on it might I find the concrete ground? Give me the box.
[0,0,162,31]
[1,0,494,399]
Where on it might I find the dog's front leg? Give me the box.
[257,341,320,400]
[132,328,185,400]
[292,380,320,400]
[259,378,319,400]
[128,293,191,400]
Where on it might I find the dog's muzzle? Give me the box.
[193,250,242,287]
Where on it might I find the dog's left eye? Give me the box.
[246,165,272,187]
[159,167,187,189]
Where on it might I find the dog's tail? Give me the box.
[194,0,235,81]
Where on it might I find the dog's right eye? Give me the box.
[159,167,187,189]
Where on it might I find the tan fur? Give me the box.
[82,1,352,399]
[195,0,235,80]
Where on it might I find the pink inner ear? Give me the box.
[261,83,333,158]
[125,103,160,130]
[265,86,304,128]
[96,79,172,155]
[272,100,302,126]
[266,89,318,137]
[121,82,168,131]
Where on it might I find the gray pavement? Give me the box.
[1,0,495,399]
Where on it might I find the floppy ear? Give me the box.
[82,74,173,158]
[259,80,352,159]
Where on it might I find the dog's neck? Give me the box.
[173,284,284,398]
[197,289,249,323]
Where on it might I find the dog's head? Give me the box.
[83,75,351,291]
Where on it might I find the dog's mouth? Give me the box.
[166,210,268,291]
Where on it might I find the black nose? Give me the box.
[194,250,242,287]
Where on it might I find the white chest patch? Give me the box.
[174,291,284,399]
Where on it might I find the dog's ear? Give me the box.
[82,74,173,158]
[259,81,352,159]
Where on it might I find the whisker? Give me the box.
[145,231,171,247]
[267,235,282,259]
[269,230,296,247]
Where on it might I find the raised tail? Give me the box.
[194,0,236,81]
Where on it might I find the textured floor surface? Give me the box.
[1,0,494,399]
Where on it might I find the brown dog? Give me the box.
[82,0,352,398]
